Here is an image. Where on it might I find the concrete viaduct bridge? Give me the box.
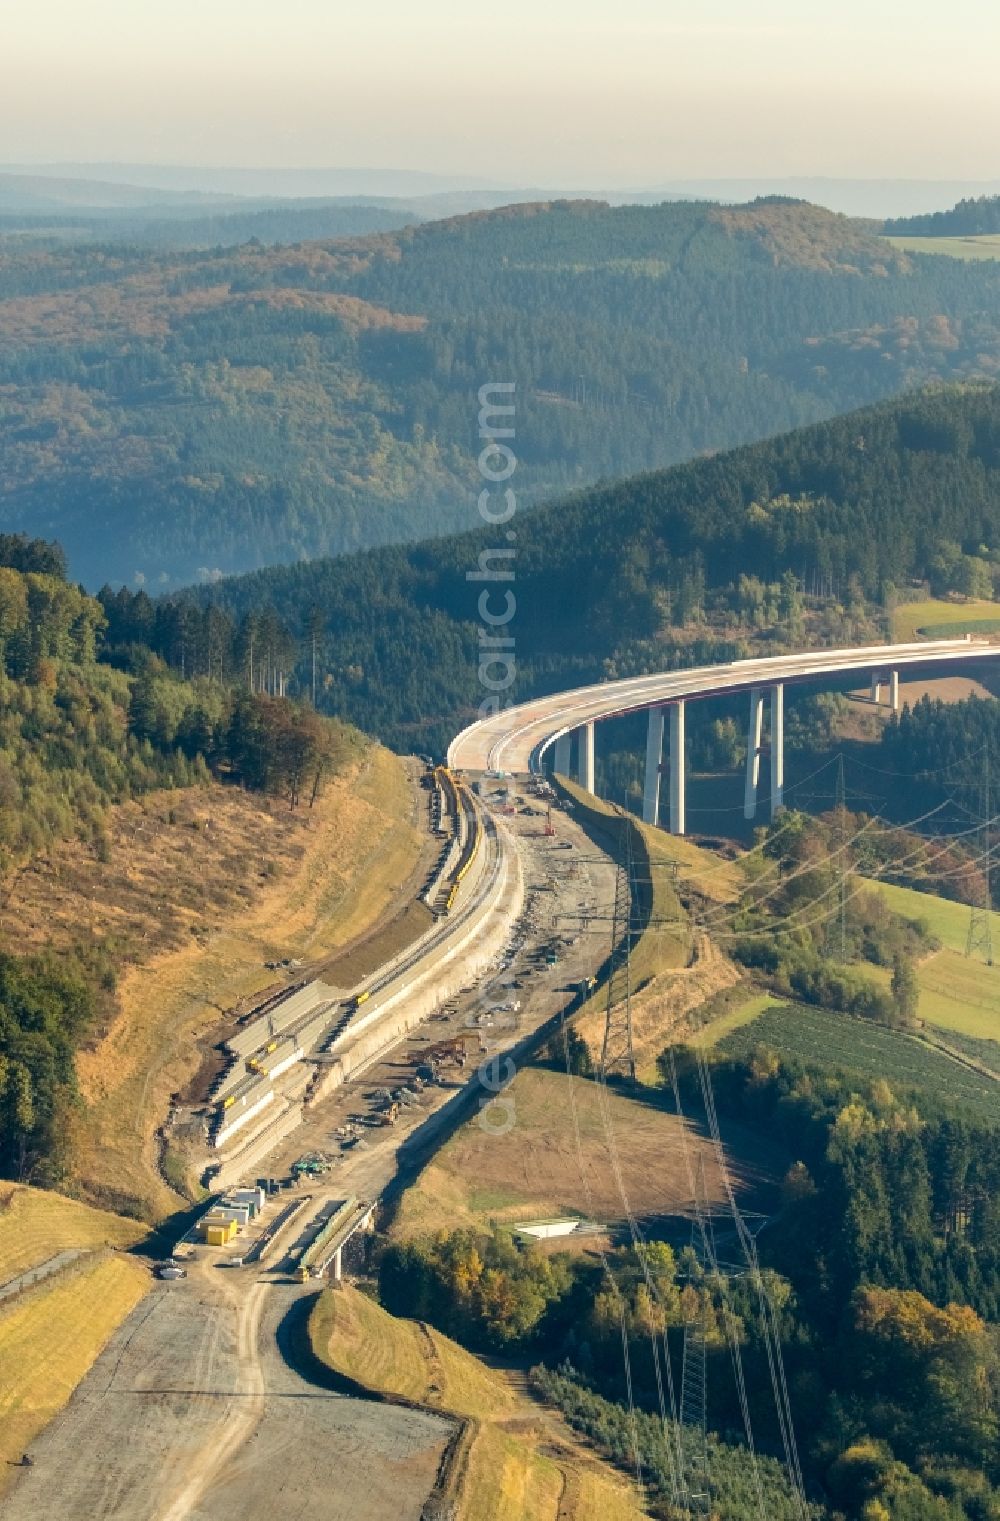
[448,640,996,835]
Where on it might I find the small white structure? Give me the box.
[514,1218,581,1242]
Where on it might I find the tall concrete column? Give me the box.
[553,733,572,775]
[870,673,883,705]
[744,687,764,821]
[332,1244,343,1282]
[889,670,900,713]
[577,722,595,793]
[770,683,784,817]
[642,707,665,826]
[669,702,686,836]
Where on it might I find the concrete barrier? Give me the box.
[307,822,524,1107]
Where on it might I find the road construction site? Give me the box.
[0,1255,454,1521]
[3,773,620,1520]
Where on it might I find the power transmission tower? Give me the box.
[821,760,846,961]
[966,746,993,965]
[678,1162,711,1515]
[600,808,636,1080]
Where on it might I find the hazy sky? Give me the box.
[5,0,1000,183]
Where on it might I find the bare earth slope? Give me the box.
[3,744,429,1218]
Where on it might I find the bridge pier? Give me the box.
[332,1244,343,1282]
[577,722,595,793]
[770,683,784,817]
[870,673,883,705]
[890,669,900,712]
[553,733,572,775]
[669,702,686,836]
[642,707,665,826]
[744,687,764,820]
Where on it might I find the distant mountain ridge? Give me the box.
[0,171,235,212]
[5,197,1000,586]
[10,163,1000,217]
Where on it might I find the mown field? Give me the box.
[891,595,1000,641]
[717,1001,999,1121]
[867,882,1000,1040]
[391,1065,785,1241]
[872,880,997,951]
[308,1286,645,1521]
[0,1185,146,1283]
[0,1253,150,1482]
[884,234,1000,261]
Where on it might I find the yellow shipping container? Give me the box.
[200,1216,238,1245]
[205,1221,237,1246]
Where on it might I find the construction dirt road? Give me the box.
[260,794,621,1204]
[3,791,619,1521]
[1,1255,453,1521]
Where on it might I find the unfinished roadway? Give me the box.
[2,784,617,1521]
[0,1259,453,1521]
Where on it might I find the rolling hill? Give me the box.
[177,383,1000,751]
[6,198,1000,584]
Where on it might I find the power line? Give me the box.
[601,806,637,1081]
[966,743,994,966]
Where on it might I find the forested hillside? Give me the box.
[170,384,1000,751]
[886,195,1000,237]
[6,198,1000,583]
[0,534,360,1183]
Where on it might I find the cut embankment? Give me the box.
[0,1183,146,1284]
[0,1184,151,1489]
[308,1285,646,1521]
[61,744,430,1219]
[0,1251,150,1485]
[552,777,743,1070]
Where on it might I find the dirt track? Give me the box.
[2,1262,453,1521]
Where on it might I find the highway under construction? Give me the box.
[12,638,995,1520]
[3,767,618,1521]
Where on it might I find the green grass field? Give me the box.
[691,991,777,1047]
[871,881,1000,952]
[891,596,1000,642]
[864,882,1000,1041]
[866,953,1000,1040]
[717,1001,999,1121]
[885,234,1000,262]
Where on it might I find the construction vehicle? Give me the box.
[412,1034,478,1069]
[373,1101,400,1126]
